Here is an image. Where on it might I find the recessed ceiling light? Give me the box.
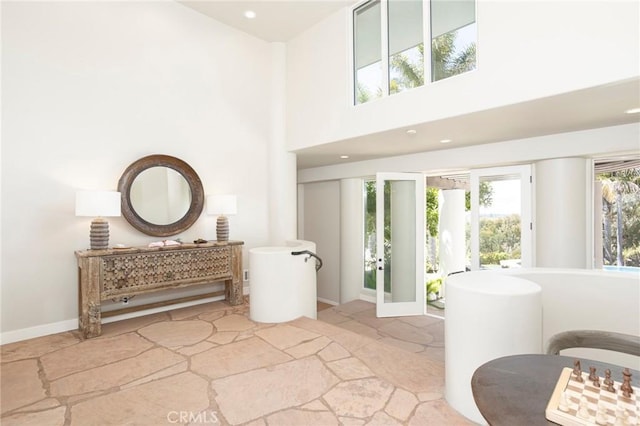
[440,139,452,144]
[406,129,417,135]
[244,10,256,19]
[340,155,350,159]
[625,107,640,114]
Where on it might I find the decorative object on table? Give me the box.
[207,194,237,242]
[75,190,121,250]
[545,360,639,426]
[148,240,181,247]
[194,238,208,244]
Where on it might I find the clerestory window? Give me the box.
[353,0,477,105]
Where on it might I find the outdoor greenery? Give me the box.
[598,168,640,267]
[357,23,476,102]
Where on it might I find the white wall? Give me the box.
[1,1,273,338]
[286,0,639,150]
[301,181,341,304]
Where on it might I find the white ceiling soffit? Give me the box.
[178,0,357,42]
[294,78,640,169]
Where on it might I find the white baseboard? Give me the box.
[0,318,78,345]
[1,286,251,345]
[317,297,339,306]
[359,292,376,304]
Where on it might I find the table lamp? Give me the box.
[75,190,121,250]
[207,195,237,242]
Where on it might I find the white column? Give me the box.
[593,180,603,268]
[439,189,466,278]
[391,181,416,302]
[340,178,364,304]
[268,42,297,245]
[536,158,588,268]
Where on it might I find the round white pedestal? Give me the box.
[445,271,542,424]
[249,240,317,323]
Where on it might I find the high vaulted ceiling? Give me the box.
[178,1,640,170]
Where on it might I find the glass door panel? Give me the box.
[376,173,425,317]
[470,165,532,270]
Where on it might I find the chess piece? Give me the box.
[595,402,608,425]
[577,397,590,419]
[604,369,615,392]
[589,366,600,387]
[558,391,570,412]
[620,368,633,398]
[574,359,584,382]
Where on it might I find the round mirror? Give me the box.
[118,155,204,237]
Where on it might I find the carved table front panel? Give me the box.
[76,241,243,338]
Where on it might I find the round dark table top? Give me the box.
[471,354,639,426]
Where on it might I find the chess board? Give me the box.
[546,367,639,426]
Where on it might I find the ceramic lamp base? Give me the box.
[90,218,109,250]
[216,215,229,242]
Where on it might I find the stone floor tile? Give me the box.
[169,300,231,320]
[331,331,380,353]
[397,315,443,328]
[243,419,266,426]
[354,341,444,394]
[378,321,434,345]
[1,332,79,363]
[301,399,329,411]
[385,388,418,421]
[177,341,216,356]
[378,337,426,354]
[198,310,226,322]
[41,333,153,380]
[138,320,213,347]
[421,346,445,363]
[323,378,394,418]
[14,398,60,413]
[339,417,366,426]
[208,331,238,345]
[213,314,255,332]
[0,359,46,414]
[417,392,443,402]
[191,337,291,379]
[285,336,332,359]
[408,400,475,425]
[255,324,320,350]
[266,408,339,425]
[122,362,188,389]
[334,300,376,315]
[317,309,352,325]
[366,411,403,425]
[69,372,209,426]
[318,342,351,362]
[288,316,346,337]
[1,406,66,426]
[334,320,381,341]
[100,312,169,338]
[212,357,339,424]
[326,357,375,381]
[50,347,185,396]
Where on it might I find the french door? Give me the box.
[470,165,533,270]
[376,173,425,317]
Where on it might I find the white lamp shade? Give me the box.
[75,191,121,217]
[207,195,237,216]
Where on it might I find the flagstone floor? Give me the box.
[1,299,471,425]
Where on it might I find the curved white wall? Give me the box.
[536,158,589,267]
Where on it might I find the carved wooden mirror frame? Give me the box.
[118,154,204,237]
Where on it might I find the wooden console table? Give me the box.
[76,241,243,339]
